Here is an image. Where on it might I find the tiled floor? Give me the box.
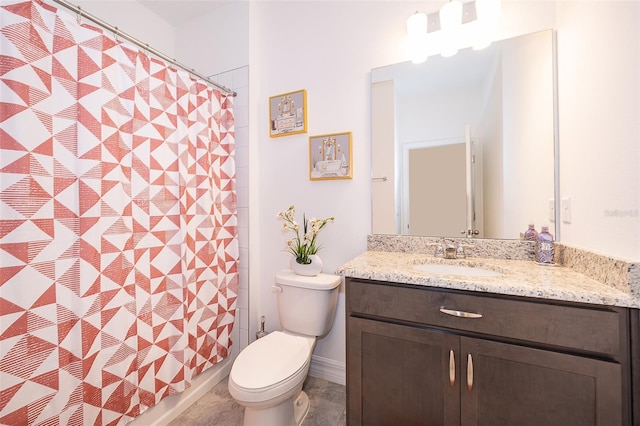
[167,375,346,426]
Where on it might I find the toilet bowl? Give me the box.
[228,270,341,426]
[228,331,315,426]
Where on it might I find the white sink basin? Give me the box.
[413,263,501,277]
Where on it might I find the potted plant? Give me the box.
[277,205,334,276]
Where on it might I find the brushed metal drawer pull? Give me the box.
[449,350,455,387]
[440,307,483,319]
[467,354,474,391]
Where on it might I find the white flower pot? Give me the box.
[290,255,323,276]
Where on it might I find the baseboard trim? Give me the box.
[309,355,346,386]
[128,355,234,426]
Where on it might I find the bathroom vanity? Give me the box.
[339,246,640,426]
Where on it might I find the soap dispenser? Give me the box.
[535,225,555,265]
[523,224,538,241]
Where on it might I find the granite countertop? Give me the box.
[336,250,640,309]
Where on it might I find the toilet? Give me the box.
[228,269,341,426]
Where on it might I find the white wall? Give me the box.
[399,85,484,142]
[248,0,383,373]
[556,1,640,260]
[73,1,176,56]
[175,1,250,76]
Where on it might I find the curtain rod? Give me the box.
[49,0,237,97]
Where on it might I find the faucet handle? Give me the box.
[428,243,444,257]
[456,244,473,259]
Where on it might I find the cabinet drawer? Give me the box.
[347,278,625,357]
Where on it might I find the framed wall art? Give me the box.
[309,132,353,180]
[269,89,307,137]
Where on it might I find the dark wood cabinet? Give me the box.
[346,278,632,426]
[349,316,460,426]
[460,337,622,425]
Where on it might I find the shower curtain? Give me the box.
[0,1,239,424]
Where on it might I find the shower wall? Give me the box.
[213,67,250,353]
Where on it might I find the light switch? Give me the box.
[562,197,571,223]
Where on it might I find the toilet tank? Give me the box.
[274,270,341,337]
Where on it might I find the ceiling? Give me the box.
[138,1,232,27]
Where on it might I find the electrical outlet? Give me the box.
[549,199,555,222]
[562,197,572,223]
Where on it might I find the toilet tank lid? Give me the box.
[275,269,341,290]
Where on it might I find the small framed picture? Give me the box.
[309,132,353,180]
[269,89,307,137]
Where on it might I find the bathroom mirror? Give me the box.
[371,29,557,240]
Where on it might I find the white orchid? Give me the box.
[277,205,334,264]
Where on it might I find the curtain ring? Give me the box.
[76,6,82,24]
[114,26,119,42]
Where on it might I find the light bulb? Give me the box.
[406,11,427,37]
[439,0,463,31]
[439,1,462,57]
[407,34,428,64]
[406,11,428,64]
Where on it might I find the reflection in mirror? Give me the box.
[371,29,557,240]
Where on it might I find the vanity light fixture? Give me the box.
[440,0,463,31]
[406,0,501,62]
[407,11,428,36]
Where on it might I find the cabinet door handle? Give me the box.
[467,354,474,392]
[449,350,455,387]
[439,307,483,319]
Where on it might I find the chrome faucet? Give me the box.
[430,241,472,259]
[438,242,471,259]
[444,244,457,259]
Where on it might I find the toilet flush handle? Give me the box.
[272,285,283,293]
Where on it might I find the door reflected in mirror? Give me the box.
[371,29,557,240]
[406,138,467,236]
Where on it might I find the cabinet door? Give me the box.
[460,337,623,426]
[347,316,460,426]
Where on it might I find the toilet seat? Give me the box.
[229,331,314,403]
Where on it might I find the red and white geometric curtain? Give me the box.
[0,1,239,424]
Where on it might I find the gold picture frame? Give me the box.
[309,132,353,180]
[269,89,307,137]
